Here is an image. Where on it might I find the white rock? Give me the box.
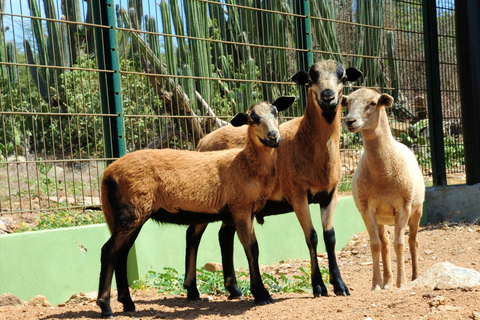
[402,262,480,290]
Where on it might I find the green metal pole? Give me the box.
[294,0,313,111]
[422,0,446,186]
[93,0,126,163]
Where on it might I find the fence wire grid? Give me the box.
[0,0,462,219]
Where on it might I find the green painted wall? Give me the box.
[0,197,365,306]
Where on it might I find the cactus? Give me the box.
[61,15,71,68]
[311,0,342,63]
[43,0,64,82]
[0,0,6,78]
[27,0,48,82]
[159,1,175,76]
[353,0,388,88]
[26,0,85,105]
[387,31,399,102]
[6,41,18,84]
[61,0,81,64]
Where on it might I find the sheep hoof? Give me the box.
[255,298,273,306]
[228,294,244,301]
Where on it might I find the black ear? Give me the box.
[272,96,295,112]
[291,70,310,85]
[345,68,363,82]
[378,93,394,108]
[230,112,249,127]
[341,95,349,107]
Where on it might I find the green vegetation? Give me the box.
[15,209,105,232]
[132,265,329,297]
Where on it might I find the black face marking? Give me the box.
[322,111,337,125]
[335,63,345,82]
[270,105,277,118]
[249,111,261,124]
[307,188,335,208]
[309,65,319,84]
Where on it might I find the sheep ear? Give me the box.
[341,95,349,107]
[291,70,310,85]
[378,94,394,108]
[345,68,363,82]
[230,112,249,127]
[272,96,295,112]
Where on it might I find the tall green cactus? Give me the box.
[6,41,18,84]
[353,0,388,88]
[26,0,84,105]
[159,1,175,76]
[311,0,342,63]
[43,0,64,82]
[27,0,48,83]
[61,0,81,64]
[0,0,6,78]
[387,31,399,102]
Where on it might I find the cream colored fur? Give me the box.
[343,87,425,290]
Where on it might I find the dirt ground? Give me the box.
[1,222,480,320]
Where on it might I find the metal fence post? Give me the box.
[422,0,446,186]
[294,0,313,109]
[455,0,480,185]
[93,0,126,163]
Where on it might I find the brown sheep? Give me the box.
[184,60,363,301]
[343,88,425,290]
[96,97,295,318]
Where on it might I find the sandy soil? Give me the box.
[1,222,480,320]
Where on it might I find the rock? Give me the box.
[65,292,97,305]
[46,165,65,182]
[0,293,25,306]
[7,155,26,162]
[401,262,480,290]
[204,262,222,273]
[28,295,51,307]
[428,295,445,307]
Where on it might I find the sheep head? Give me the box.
[342,88,394,133]
[230,96,295,148]
[291,60,362,113]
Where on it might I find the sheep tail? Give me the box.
[101,176,118,234]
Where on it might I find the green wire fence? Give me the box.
[0,0,461,221]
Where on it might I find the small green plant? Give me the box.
[132,265,329,297]
[15,210,105,232]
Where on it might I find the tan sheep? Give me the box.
[96,97,295,318]
[184,60,363,300]
[342,88,425,290]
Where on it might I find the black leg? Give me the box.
[307,228,329,297]
[184,223,207,300]
[324,228,350,296]
[97,228,142,318]
[97,236,116,318]
[115,229,141,312]
[235,217,272,305]
[219,223,242,299]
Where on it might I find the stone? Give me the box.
[0,293,25,307]
[28,295,51,307]
[64,292,97,305]
[428,295,445,307]
[46,165,65,182]
[204,262,222,273]
[402,262,480,290]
